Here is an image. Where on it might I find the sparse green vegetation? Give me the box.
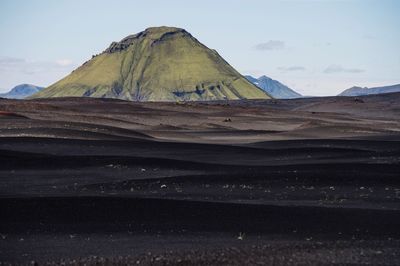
[32,27,271,101]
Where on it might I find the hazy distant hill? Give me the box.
[339,84,400,96]
[245,75,302,99]
[0,84,44,99]
[32,26,270,101]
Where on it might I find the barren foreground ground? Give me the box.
[1,93,400,265]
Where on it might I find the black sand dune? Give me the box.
[0,94,400,265]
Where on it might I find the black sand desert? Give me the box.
[1,93,400,265]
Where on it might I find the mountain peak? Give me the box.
[0,84,44,99]
[145,26,186,35]
[33,27,270,101]
[245,75,301,99]
[258,75,272,81]
[105,26,190,54]
[339,84,400,96]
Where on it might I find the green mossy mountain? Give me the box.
[33,26,271,101]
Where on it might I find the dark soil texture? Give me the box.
[1,94,400,265]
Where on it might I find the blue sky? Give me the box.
[0,0,399,96]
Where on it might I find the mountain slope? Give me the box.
[245,75,301,99]
[0,84,44,99]
[339,84,400,96]
[32,27,270,101]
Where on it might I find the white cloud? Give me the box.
[277,66,306,72]
[362,34,377,40]
[0,56,25,64]
[0,56,75,74]
[0,56,77,89]
[56,59,73,67]
[323,64,365,74]
[254,40,285,51]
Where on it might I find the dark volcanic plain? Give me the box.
[1,93,400,265]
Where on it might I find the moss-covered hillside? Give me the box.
[33,27,271,101]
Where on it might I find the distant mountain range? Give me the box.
[245,75,302,99]
[0,84,44,99]
[339,84,400,96]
